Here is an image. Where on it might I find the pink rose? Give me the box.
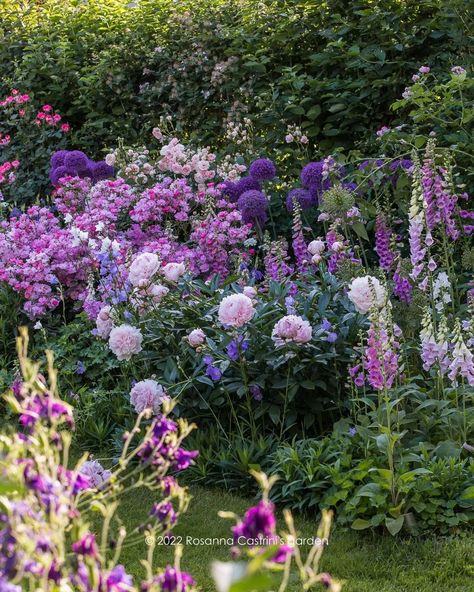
[162,262,186,282]
[218,293,255,328]
[347,276,386,314]
[96,305,114,339]
[188,328,206,347]
[108,324,143,361]
[271,315,312,347]
[129,379,168,414]
[128,252,160,287]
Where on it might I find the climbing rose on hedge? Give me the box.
[347,275,386,314]
[108,324,143,360]
[218,293,255,327]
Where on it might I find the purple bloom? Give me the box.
[249,158,276,181]
[249,384,263,401]
[173,448,199,471]
[326,332,338,343]
[75,361,86,375]
[320,319,332,332]
[50,165,71,185]
[286,188,315,212]
[150,501,177,526]
[237,190,268,226]
[234,176,261,198]
[154,566,195,592]
[300,161,323,189]
[348,426,357,437]
[105,565,133,591]
[203,355,214,366]
[227,336,249,361]
[72,533,98,557]
[221,180,239,202]
[50,150,68,169]
[233,501,276,543]
[91,161,115,183]
[206,365,222,381]
[64,151,89,172]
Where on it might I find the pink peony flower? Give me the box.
[162,261,186,282]
[188,328,206,347]
[129,379,168,414]
[108,324,143,361]
[96,305,114,339]
[79,460,112,489]
[308,239,325,255]
[243,286,257,299]
[128,252,160,287]
[271,315,312,346]
[347,276,386,314]
[218,293,255,327]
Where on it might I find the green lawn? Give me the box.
[104,484,474,592]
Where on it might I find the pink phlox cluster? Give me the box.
[130,177,193,224]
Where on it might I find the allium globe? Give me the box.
[64,150,89,172]
[272,315,312,346]
[50,165,72,185]
[96,305,114,339]
[50,150,68,169]
[108,324,143,361]
[249,158,276,181]
[92,161,115,183]
[221,180,239,202]
[234,176,261,198]
[162,261,186,282]
[218,293,255,327]
[188,328,206,347]
[347,275,386,314]
[237,190,268,226]
[128,252,160,287]
[300,161,323,188]
[286,188,315,211]
[129,379,168,414]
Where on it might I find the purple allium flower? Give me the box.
[249,158,276,181]
[237,190,268,226]
[50,165,71,185]
[249,384,263,401]
[234,176,261,198]
[221,180,239,202]
[154,566,195,592]
[64,151,89,172]
[286,188,315,212]
[50,150,68,169]
[72,533,98,557]
[300,161,323,189]
[105,565,133,591]
[92,161,115,183]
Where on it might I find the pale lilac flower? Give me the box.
[79,460,112,488]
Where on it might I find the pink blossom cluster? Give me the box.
[0,206,93,317]
[157,137,216,190]
[0,159,20,185]
[0,89,30,107]
[130,177,193,224]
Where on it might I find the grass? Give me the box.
[100,484,474,592]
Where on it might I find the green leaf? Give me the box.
[351,221,369,241]
[351,518,371,530]
[385,516,404,536]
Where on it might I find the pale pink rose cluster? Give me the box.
[96,305,114,339]
[129,379,168,414]
[79,460,112,489]
[272,315,312,346]
[218,293,255,327]
[128,252,160,287]
[108,324,143,360]
[188,328,206,347]
[347,276,386,314]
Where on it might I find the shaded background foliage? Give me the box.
[0,0,472,156]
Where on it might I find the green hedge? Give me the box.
[0,0,471,155]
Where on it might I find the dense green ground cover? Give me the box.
[109,484,474,591]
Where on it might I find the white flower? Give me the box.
[308,240,325,255]
[347,276,386,314]
[128,252,160,287]
[162,262,186,282]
